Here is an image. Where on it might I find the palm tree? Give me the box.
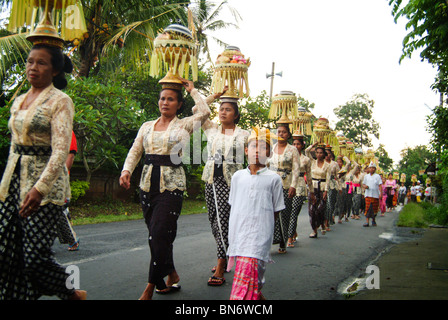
[188,0,242,64]
[1,0,243,80]
[73,0,190,77]
[0,0,189,78]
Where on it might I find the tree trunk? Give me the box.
[78,1,102,78]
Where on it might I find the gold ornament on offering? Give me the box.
[150,24,198,90]
[337,134,347,157]
[293,106,314,136]
[211,46,250,99]
[346,141,356,162]
[9,0,87,46]
[364,149,375,164]
[411,174,418,183]
[292,129,305,141]
[393,172,399,180]
[248,126,283,146]
[269,91,298,125]
[355,147,364,164]
[327,130,340,155]
[400,173,406,183]
[311,117,334,146]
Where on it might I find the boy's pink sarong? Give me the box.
[228,256,260,300]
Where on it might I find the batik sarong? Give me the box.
[364,197,379,219]
[228,256,265,300]
[0,171,74,300]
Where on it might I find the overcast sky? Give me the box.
[207,0,440,165]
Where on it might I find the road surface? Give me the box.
[45,204,412,301]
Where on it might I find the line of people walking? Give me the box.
[0,35,401,302]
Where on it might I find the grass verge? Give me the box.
[69,199,207,226]
[397,202,428,228]
[397,201,448,228]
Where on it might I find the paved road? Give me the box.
[44,204,412,300]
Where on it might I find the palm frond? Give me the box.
[100,2,188,74]
[0,32,31,80]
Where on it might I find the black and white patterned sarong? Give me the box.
[56,207,77,245]
[288,195,306,238]
[205,176,230,260]
[0,171,74,300]
[326,188,338,224]
[335,188,347,219]
[352,193,362,216]
[273,189,292,248]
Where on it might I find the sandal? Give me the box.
[309,233,317,238]
[278,248,287,254]
[207,276,225,286]
[68,239,80,251]
[155,283,181,294]
[287,238,295,248]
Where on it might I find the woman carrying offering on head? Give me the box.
[0,31,86,299]
[267,124,300,253]
[194,91,249,286]
[119,76,210,300]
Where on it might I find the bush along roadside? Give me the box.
[398,201,448,228]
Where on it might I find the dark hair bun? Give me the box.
[63,54,73,73]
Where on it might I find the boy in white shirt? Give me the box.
[362,163,382,227]
[227,127,285,300]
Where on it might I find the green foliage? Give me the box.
[397,202,428,228]
[238,90,275,130]
[333,93,380,148]
[297,94,315,112]
[0,27,31,83]
[70,180,90,203]
[375,144,394,173]
[389,0,448,97]
[427,150,448,223]
[427,104,448,153]
[399,200,448,228]
[0,104,11,174]
[190,0,242,63]
[397,145,436,186]
[422,200,448,226]
[426,105,448,215]
[65,76,145,181]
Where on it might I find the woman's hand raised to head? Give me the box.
[179,77,195,93]
[213,85,229,100]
